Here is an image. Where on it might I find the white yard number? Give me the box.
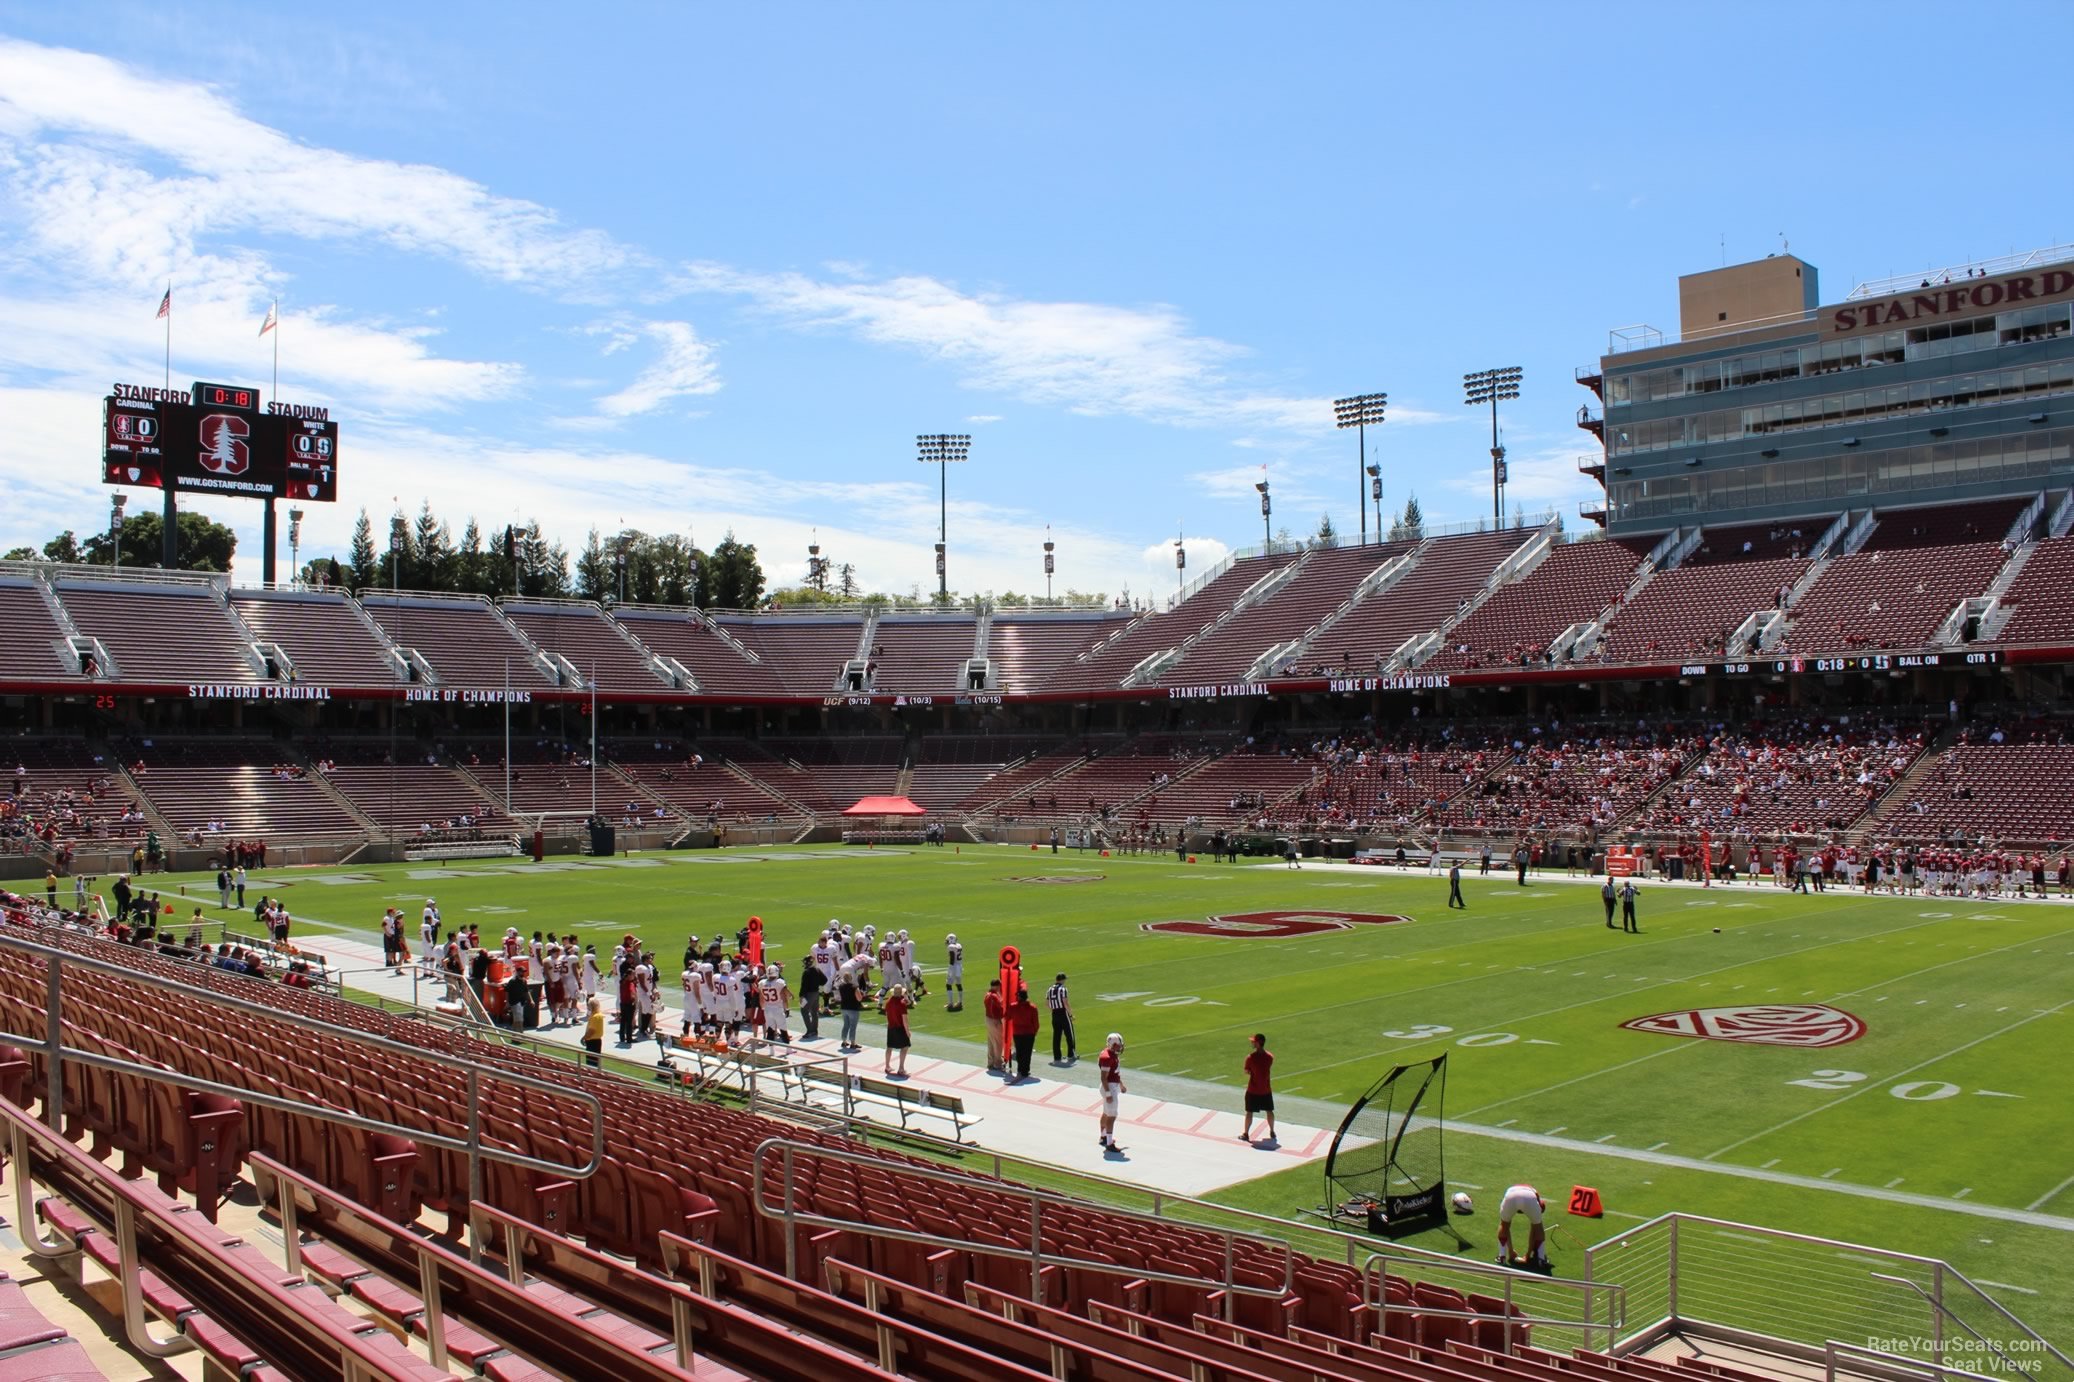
[1454,1032,1519,1048]
[1382,1024,1452,1040]
[1787,1069,1868,1090]
[1788,1070,1964,1101]
[1379,1026,1520,1047]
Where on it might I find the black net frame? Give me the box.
[1321,1053,1447,1235]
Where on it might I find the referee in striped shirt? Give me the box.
[1047,973,1077,1064]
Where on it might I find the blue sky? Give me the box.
[3,2,2071,600]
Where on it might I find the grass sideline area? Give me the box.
[148,841,2073,1343]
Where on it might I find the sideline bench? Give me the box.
[799,1066,981,1142]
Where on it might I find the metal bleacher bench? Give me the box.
[662,1039,979,1142]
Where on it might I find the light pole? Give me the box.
[807,534,827,593]
[288,507,304,587]
[916,433,971,598]
[109,493,127,572]
[1042,528,1055,601]
[1367,464,1383,542]
[1463,367,1523,525]
[1333,392,1388,544]
[1255,479,1272,551]
[1173,528,1186,599]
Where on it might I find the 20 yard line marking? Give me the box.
[1704,1000,2072,1161]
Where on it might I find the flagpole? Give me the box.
[270,298,279,402]
[163,281,171,390]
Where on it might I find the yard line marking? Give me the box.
[1974,1090,2022,1099]
[1544,1126,1567,1136]
[1953,1188,1973,1200]
[1820,1168,1843,1179]
[1494,1119,1517,1128]
[1760,1158,1781,1169]
[1885,1178,1906,1189]
[1186,1111,1216,1133]
[1595,1134,1618,1144]
[2026,1172,2074,1213]
[1168,1069,1192,1078]
[1646,1142,1668,1152]
[1704,1001,2072,1161]
[1976,1280,2039,1296]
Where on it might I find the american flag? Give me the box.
[156,287,170,319]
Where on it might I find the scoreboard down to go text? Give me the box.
[102,380,340,502]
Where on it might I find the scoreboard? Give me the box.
[102,381,339,502]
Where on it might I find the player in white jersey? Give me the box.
[759,963,791,1043]
[898,929,923,1000]
[878,936,904,991]
[944,933,965,1011]
[709,961,739,1039]
[681,967,703,1037]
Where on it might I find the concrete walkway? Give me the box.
[300,928,1331,1199]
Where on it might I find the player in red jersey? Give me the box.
[1097,1033,1126,1153]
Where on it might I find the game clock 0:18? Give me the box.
[193,383,257,411]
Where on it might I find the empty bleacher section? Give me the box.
[229,588,401,685]
[1303,529,1534,674]
[746,737,902,813]
[360,592,557,688]
[1049,551,1298,691]
[1988,534,2074,645]
[1425,537,1650,672]
[465,740,683,827]
[1025,734,1222,819]
[607,742,807,825]
[610,606,768,692]
[907,735,1053,812]
[955,737,1117,818]
[985,611,1119,692]
[723,615,863,693]
[1116,742,1319,826]
[0,575,80,680]
[1160,543,1410,683]
[1775,499,2031,653]
[504,600,672,691]
[56,576,260,683]
[1878,737,2074,845]
[1595,522,1820,663]
[867,614,977,691]
[124,740,362,839]
[322,745,512,840]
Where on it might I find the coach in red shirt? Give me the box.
[1241,1033,1276,1144]
[1008,988,1040,1082]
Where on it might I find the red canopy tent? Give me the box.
[841,795,927,817]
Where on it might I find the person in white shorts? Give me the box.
[1097,1032,1126,1153]
[1496,1184,1548,1266]
[943,933,965,1012]
[680,967,703,1038]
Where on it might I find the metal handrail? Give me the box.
[749,1136,1294,1320]
[1870,1272,2066,1380]
[1825,1338,2010,1382]
[0,926,605,1265]
[1361,1251,1624,1354]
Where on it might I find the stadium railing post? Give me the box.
[43,956,61,1136]
[781,1143,798,1282]
[1666,1215,1681,1325]
[465,1067,484,1266]
[1931,1261,1946,1370]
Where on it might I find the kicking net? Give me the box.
[1321,1053,1447,1237]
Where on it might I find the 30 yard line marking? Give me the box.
[2026,1172,2074,1213]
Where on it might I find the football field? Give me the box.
[176,843,2074,1343]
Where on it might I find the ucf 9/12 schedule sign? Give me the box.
[102,381,340,502]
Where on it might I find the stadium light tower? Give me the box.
[288,507,304,588]
[1462,367,1522,525]
[1173,528,1186,599]
[1367,464,1382,544]
[1042,527,1055,601]
[109,492,127,572]
[916,433,971,597]
[1333,392,1387,545]
[1255,478,1272,551]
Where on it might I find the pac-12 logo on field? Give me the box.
[198,413,251,474]
[1620,1004,1865,1048]
[1141,910,1410,940]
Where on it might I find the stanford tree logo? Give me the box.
[1621,1004,1866,1048]
[198,413,251,474]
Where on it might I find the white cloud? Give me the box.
[680,262,1336,433]
[965,414,1003,425]
[594,321,722,418]
[0,38,638,293]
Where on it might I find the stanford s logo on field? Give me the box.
[1621,1004,1866,1048]
[1142,910,1411,939]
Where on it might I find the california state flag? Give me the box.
[259,300,278,336]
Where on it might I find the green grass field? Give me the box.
[168,843,2074,1344]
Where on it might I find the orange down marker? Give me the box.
[1568,1185,1603,1218]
